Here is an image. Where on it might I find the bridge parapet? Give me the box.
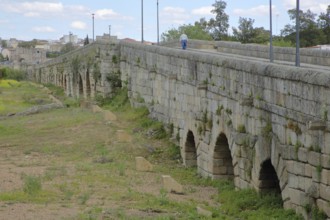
[163,39,330,67]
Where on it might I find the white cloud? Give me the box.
[0,1,63,17]
[282,0,328,14]
[32,26,55,33]
[71,21,87,30]
[234,5,278,17]
[95,9,133,20]
[21,2,63,13]
[0,19,9,24]
[192,6,213,16]
[24,12,40,17]
[161,7,190,25]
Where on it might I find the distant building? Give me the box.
[60,34,78,44]
[7,38,19,48]
[2,47,47,65]
[96,34,118,42]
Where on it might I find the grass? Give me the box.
[0,80,53,115]
[0,81,304,219]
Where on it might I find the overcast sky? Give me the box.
[0,0,328,42]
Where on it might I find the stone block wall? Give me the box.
[30,39,121,99]
[119,40,330,218]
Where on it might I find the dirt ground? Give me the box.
[0,106,219,220]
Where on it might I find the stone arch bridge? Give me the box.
[29,38,330,218]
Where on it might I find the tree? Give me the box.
[208,0,229,40]
[232,17,255,43]
[281,8,326,47]
[18,39,37,48]
[84,35,90,46]
[253,27,270,44]
[161,24,212,42]
[318,5,330,43]
[1,40,7,48]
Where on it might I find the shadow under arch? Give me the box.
[184,130,197,167]
[63,75,67,91]
[258,159,281,194]
[79,74,83,96]
[213,133,234,179]
[86,68,91,98]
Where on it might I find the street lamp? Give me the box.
[109,25,111,36]
[157,0,159,45]
[92,13,95,42]
[295,0,300,67]
[269,0,274,62]
[141,0,144,43]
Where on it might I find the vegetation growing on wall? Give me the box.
[70,56,81,76]
[106,70,122,90]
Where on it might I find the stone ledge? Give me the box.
[307,120,326,131]
[162,175,183,194]
[135,157,153,172]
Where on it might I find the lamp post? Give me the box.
[141,0,144,43]
[157,0,159,45]
[92,13,95,42]
[109,25,111,36]
[295,0,300,67]
[269,0,274,62]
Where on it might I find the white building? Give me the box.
[60,34,78,44]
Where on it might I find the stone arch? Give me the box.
[213,133,234,179]
[258,159,281,194]
[184,130,197,167]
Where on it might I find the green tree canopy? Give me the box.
[18,39,37,48]
[318,5,330,43]
[232,17,256,43]
[84,35,90,46]
[281,7,328,47]
[208,0,229,40]
[161,24,212,42]
[1,40,7,48]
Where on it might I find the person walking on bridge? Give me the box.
[180,32,188,50]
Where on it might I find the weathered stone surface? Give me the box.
[317,199,330,217]
[320,184,330,202]
[289,188,309,206]
[135,157,153,172]
[297,148,308,163]
[162,175,184,194]
[308,151,321,167]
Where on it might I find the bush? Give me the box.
[22,175,42,195]
[0,67,26,81]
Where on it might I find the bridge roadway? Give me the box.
[179,47,330,73]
